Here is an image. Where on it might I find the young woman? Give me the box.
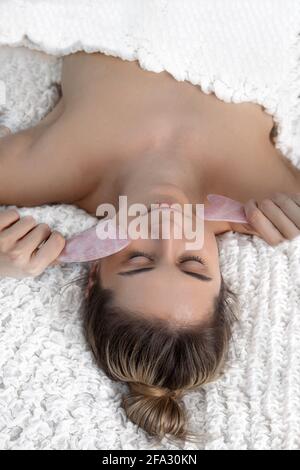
[0,51,299,442]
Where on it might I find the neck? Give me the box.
[117,146,232,235]
[76,139,232,235]
[119,147,207,209]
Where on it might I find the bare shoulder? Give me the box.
[61,51,111,105]
[0,96,65,157]
[0,102,100,206]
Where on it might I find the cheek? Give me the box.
[98,257,121,289]
[97,259,109,286]
[203,227,219,257]
[203,230,221,283]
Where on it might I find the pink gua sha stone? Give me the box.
[58,218,130,263]
[204,194,248,223]
[58,194,249,263]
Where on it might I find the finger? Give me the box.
[229,221,260,237]
[271,192,300,230]
[29,231,65,273]
[244,199,285,246]
[0,209,20,230]
[16,223,51,254]
[0,216,37,252]
[258,198,300,240]
[1,215,37,241]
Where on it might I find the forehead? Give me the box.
[111,268,216,325]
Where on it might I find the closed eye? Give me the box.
[180,271,212,281]
[118,266,212,281]
[118,267,154,276]
[118,252,212,280]
[178,254,206,265]
[178,255,212,281]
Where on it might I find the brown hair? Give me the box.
[82,271,237,443]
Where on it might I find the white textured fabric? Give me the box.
[0,0,300,166]
[0,0,300,450]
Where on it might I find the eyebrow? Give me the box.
[118,267,212,281]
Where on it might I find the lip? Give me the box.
[146,204,184,215]
[148,185,191,205]
[145,204,198,225]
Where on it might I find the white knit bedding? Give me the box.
[0,0,300,450]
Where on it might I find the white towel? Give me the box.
[0,0,300,166]
[0,1,300,450]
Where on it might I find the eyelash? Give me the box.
[129,251,206,266]
[178,255,206,266]
[128,251,155,261]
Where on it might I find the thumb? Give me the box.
[229,222,260,236]
[242,223,260,236]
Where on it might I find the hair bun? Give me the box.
[122,382,186,439]
[129,382,182,400]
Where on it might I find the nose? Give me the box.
[154,211,187,264]
[159,237,181,264]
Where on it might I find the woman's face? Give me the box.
[98,213,222,327]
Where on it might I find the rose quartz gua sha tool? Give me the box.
[58,194,249,263]
[58,217,130,263]
[204,194,248,223]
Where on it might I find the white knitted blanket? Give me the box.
[0,0,300,450]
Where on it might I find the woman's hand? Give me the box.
[244,193,300,246]
[0,209,65,278]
